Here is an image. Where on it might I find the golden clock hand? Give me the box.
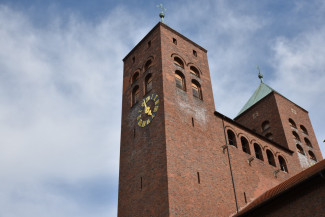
[143,99,148,109]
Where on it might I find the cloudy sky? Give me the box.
[0,0,324,216]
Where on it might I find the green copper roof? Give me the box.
[237,82,275,117]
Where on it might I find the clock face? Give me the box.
[137,93,159,127]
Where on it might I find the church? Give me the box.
[118,22,324,217]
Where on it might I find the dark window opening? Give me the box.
[262,120,270,131]
[244,192,247,204]
[144,59,152,71]
[308,151,317,162]
[132,85,140,106]
[132,56,135,63]
[145,74,152,93]
[140,177,143,190]
[254,143,263,161]
[197,172,200,184]
[289,118,297,129]
[227,130,237,147]
[192,118,194,127]
[175,71,186,91]
[241,137,250,154]
[279,156,288,172]
[296,144,305,155]
[173,38,177,45]
[304,138,312,148]
[148,40,151,48]
[132,71,139,84]
[300,125,308,135]
[190,66,200,77]
[192,79,202,100]
[193,50,197,57]
[174,57,184,68]
[266,150,276,166]
[293,131,301,142]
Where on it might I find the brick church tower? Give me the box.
[118,22,323,217]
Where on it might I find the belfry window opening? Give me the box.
[175,71,186,91]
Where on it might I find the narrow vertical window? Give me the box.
[140,177,143,190]
[266,150,276,166]
[254,143,263,161]
[175,71,186,90]
[289,118,296,129]
[148,40,151,48]
[132,85,140,106]
[241,137,250,154]
[308,151,317,162]
[132,71,139,84]
[145,74,152,93]
[296,144,305,155]
[193,50,197,57]
[132,56,135,63]
[227,130,237,147]
[293,131,300,142]
[304,138,312,148]
[192,80,202,100]
[173,38,177,45]
[300,125,308,135]
[192,117,194,127]
[278,156,288,172]
[144,59,152,72]
[244,192,247,204]
[197,172,200,184]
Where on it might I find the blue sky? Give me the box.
[0,0,324,216]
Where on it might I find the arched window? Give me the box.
[308,151,317,162]
[227,130,237,147]
[241,137,250,154]
[265,133,273,140]
[175,71,185,90]
[144,59,152,71]
[145,74,152,93]
[292,131,300,142]
[192,80,202,100]
[289,118,297,129]
[190,66,200,77]
[254,143,263,161]
[132,85,140,106]
[132,71,139,84]
[261,120,270,131]
[174,57,184,68]
[266,150,276,166]
[300,125,308,135]
[304,138,312,148]
[296,144,305,155]
[278,156,288,172]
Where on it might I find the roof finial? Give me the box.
[257,66,264,83]
[157,4,166,23]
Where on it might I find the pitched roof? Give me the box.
[233,159,325,217]
[237,82,275,117]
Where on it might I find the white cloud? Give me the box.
[271,28,325,154]
[0,5,149,217]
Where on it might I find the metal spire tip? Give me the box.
[156,4,167,23]
[257,66,264,83]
